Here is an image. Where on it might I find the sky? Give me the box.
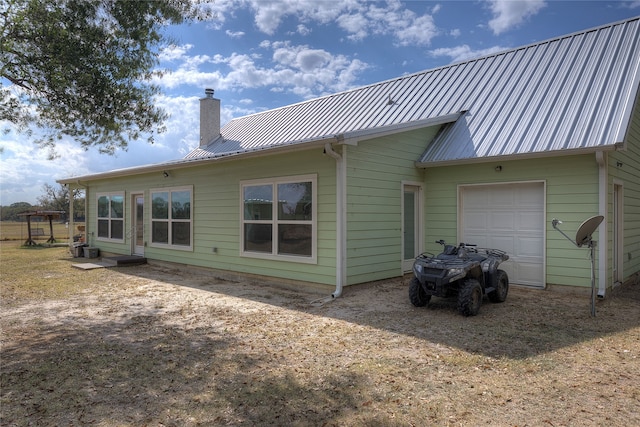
[1,0,639,206]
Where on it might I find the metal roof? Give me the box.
[58,17,640,186]
[186,17,640,165]
[417,17,640,166]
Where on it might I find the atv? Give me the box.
[409,240,509,316]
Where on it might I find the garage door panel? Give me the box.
[490,236,516,254]
[518,212,542,231]
[465,191,490,206]
[461,183,544,288]
[491,212,515,230]
[513,262,543,287]
[465,212,488,230]
[517,236,544,257]
[489,190,515,206]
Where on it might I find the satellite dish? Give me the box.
[575,215,604,247]
[551,214,605,317]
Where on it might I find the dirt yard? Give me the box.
[1,244,639,426]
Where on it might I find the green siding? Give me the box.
[76,99,640,292]
[345,127,437,285]
[82,149,338,287]
[424,155,600,289]
[610,90,640,284]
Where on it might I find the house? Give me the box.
[59,17,640,298]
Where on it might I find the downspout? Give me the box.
[75,180,87,246]
[324,142,346,298]
[596,152,607,298]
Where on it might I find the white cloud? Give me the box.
[429,44,508,63]
[155,41,368,99]
[487,0,546,35]
[247,0,354,34]
[395,14,438,46]
[152,95,200,155]
[156,67,224,90]
[273,46,331,72]
[0,127,92,205]
[243,0,438,46]
[337,13,369,41]
[0,95,203,205]
[159,44,194,62]
[296,24,311,36]
[225,30,245,38]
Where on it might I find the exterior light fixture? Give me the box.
[495,165,502,172]
[163,171,170,178]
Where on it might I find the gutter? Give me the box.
[57,136,339,185]
[323,142,346,298]
[416,144,618,168]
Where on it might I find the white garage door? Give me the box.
[460,182,545,288]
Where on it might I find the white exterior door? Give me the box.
[132,193,145,256]
[402,183,423,272]
[460,182,545,288]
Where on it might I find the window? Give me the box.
[151,186,193,250]
[241,175,316,262]
[97,193,124,242]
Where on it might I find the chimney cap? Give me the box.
[205,88,215,98]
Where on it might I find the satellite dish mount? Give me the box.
[551,215,604,317]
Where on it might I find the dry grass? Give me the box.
[1,240,639,426]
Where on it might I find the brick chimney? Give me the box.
[200,88,220,148]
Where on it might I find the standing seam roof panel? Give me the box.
[420,18,640,163]
[186,18,640,164]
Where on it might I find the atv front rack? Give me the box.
[417,246,508,263]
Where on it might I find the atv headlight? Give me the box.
[414,263,423,275]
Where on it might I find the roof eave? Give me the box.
[57,135,339,185]
[415,144,620,168]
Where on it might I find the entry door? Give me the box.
[132,193,144,256]
[403,184,423,272]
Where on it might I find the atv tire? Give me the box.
[488,269,509,303]
[409,277,431,307]
[458,279,482,316]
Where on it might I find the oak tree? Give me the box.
[1,0,211,155]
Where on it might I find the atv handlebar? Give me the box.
[435,240,477,247]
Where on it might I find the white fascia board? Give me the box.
[338,112,464,146]
[415,144,618,168]
[57,136,338,185]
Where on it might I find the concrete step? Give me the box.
[101,256,147,267]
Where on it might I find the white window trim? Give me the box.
[149,185,193,251]
[240,174,317,264]
[96,192,125,243]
